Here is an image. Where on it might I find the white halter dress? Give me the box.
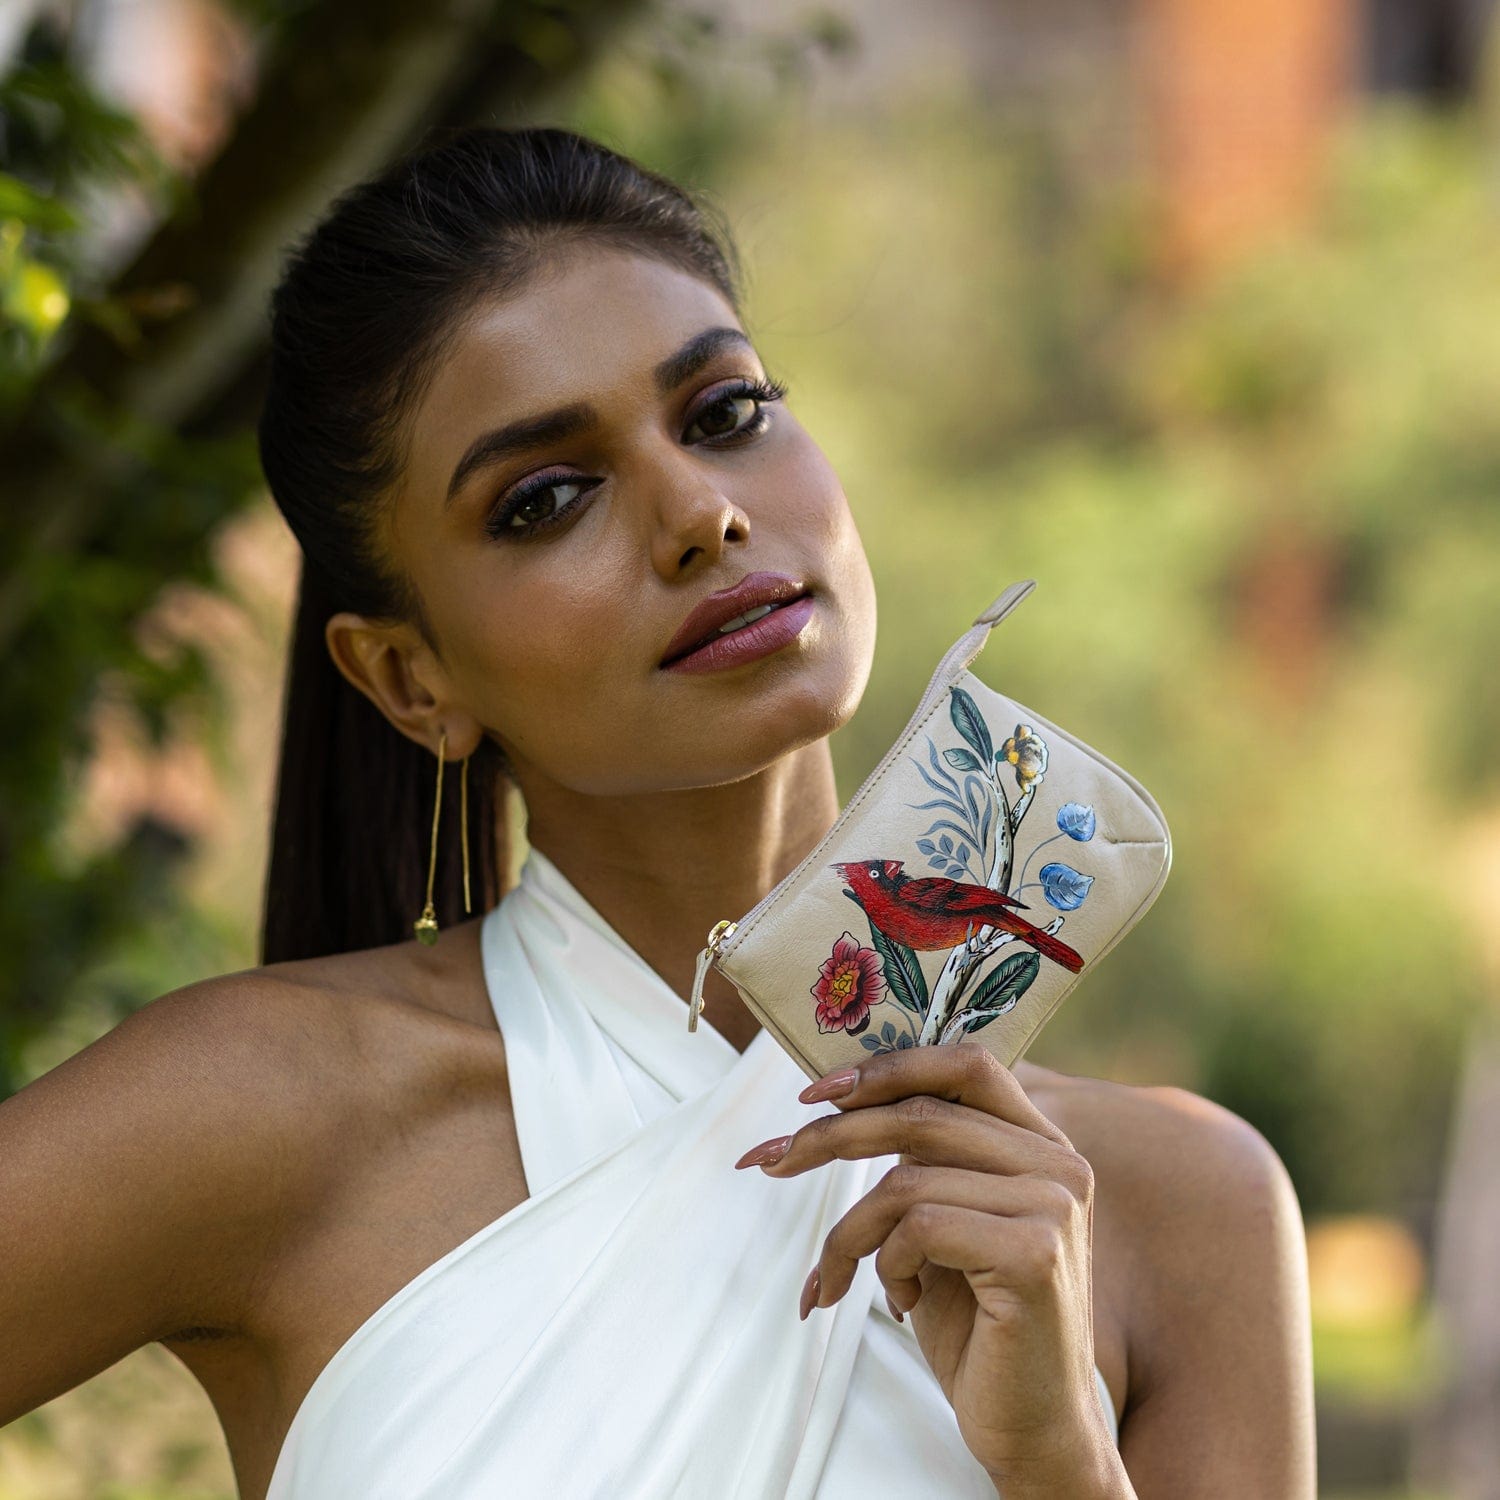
[266,845,1120,1498]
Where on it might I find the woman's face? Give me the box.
[375,243,878,796]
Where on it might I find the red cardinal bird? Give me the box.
[831,858,1085,973]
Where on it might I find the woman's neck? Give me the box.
[517,740,842,1040]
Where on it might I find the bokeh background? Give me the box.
[2,0,1498,1496]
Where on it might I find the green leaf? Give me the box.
[965,949,1040,1014]
[867,923,929,1015]
[949,685,994,766]
[0,174,80,232]
[954,1009,1001,1035]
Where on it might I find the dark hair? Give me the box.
[256,125,746,964]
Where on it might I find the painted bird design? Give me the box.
[831,858,1085,973]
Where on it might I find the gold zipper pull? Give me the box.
[688,919,737,1033]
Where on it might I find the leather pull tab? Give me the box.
[687,920,737,1034]
[910,579,1038,725]
[688,944,712,1032]
[972,578,1037,627]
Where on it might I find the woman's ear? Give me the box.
[323,610,483,756]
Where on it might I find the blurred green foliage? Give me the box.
[1313,1307,1446,1402]
[0,52,176,397]
[0,14,269,1097]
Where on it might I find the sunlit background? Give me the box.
[2,1,1498,1496]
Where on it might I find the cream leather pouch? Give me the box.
[686,578,1172,1081]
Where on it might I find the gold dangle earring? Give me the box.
[414,728,473,946]
[460,741,471,916]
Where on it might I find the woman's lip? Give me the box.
[659,592,816,674]
[658,571,809,665]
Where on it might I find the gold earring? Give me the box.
[414,728,472,944]
[460,741,471,916]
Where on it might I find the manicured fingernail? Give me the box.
[799,1065,858,1104]
[799,1266,821,1320]
[734,1135,793,1170]
[885,1292,904,1323]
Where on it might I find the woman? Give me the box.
[0,127,1315,1497]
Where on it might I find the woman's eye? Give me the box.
[509,478,587,528]
[683,376,786,444]
[485,477,592,540]
[686,392,760,441]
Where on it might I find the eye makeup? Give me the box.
[481,374,789,543]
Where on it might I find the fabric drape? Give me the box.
[266,846,1118,1498]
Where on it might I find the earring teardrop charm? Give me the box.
[414,728,447,945]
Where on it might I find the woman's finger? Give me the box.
[806,1161,1085,1312]
[872,1201,1074,1309]
[798,1039,1075,1149]
[751,1092,1079,1182]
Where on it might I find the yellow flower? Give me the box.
[1000,723,1048,790]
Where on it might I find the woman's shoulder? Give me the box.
[1019,1057,1297,1253]
[1018,1059,1285,1179]
[0,957,422,1412]
[182,916,502,1108]
[0,924,514,1435]
[77,921,502,1227]
[130,927,502,1275]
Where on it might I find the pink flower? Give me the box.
[811,931,885,1034]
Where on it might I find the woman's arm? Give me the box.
[1103,1082,1317,1497]
[0,975,324,1425]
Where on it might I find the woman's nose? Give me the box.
[648,475,752,577]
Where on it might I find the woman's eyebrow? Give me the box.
[443,326,755,507]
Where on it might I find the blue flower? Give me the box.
[1056,802,1096,841]
[1039,862,1093,910]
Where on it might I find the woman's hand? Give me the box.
[733,1040,1127,1497]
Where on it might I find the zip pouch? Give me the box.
[686,578,1172,1081]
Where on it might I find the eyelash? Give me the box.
[482,375,790,542]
